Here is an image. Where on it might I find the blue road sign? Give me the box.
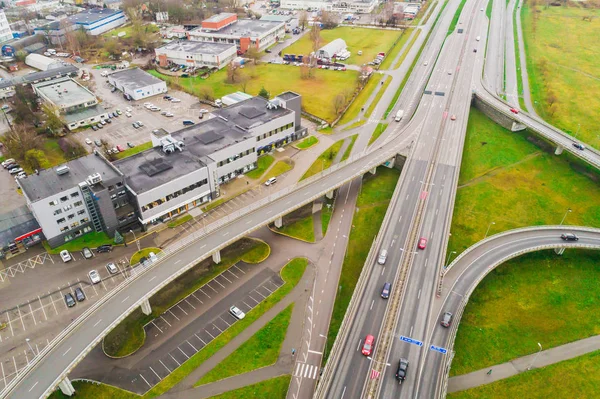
[399,335,423,347]
[430,345,448,354]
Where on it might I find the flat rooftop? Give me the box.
[277,91,300,101]
[157,40,235,55]
[213,96,293,130]
[64,104,107,123]
[204,13,236,24]
[195,19,284,37]
[69,9,122,25]
[109,68,165,90]
[114,117,253,194]
[19,154,121,202]
[33,77,95,108]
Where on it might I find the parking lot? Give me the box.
[77,69,214,151]
[0,252,131,394]
[77,265,284,394]
[0,156,27,214]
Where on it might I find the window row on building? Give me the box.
[141,178,210,212]
[256,123,294,142]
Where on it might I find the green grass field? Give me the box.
[264,160,293,180]
[341,134,357,162]
[522,4,600,149]
[285,26,402,66]
[450,250,600,376]
[369,123,389,145]
[337,76,380,126]
[246,155,275,179]
[324,167,400,362]
[449,350,600,399]
[448,107,600,256]
[301,139,345,180]
[130,247,161,266]
[114,142,153,160]
[296,136,319,150]
[167,214,192,228]
[150,65,358,123]
[276,215,315,243]
[206,375,291,399]
[43,231,113,254]
[364,76,392,118]
[197,305,293,385]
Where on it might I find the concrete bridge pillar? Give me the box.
[58,377,76,396]
[554,247,565,255]
[274,216,283,228]
[140,298,152,316]
[511,121,527,132]
[369,167,377,175]
[326,190,335,200]
[212,250,221,264]
[554,145,564,155]
[384,157,396,168]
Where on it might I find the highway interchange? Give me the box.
[4,0,600,397]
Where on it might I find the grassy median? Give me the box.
[206,375,291,399]
[323,167,400,363]
[196,304,293,385]
[103,238,269,358]
[295,136,319,150]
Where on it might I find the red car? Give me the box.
[509,107,519,114]
[116,145,124,152]
[362,334,375,356]
[418,237,428,250]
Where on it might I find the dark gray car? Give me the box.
[65,293,76,307]
[74,287,85,302]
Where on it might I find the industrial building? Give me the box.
[280,0,378,13]
[107,68,168,101]
[188,13,285,53]
[155,40,237,70]
[25,53,63,71]
[316,38,348,60]
[32,76,109,130]
[19,92,307,246]
[33,8,126,43]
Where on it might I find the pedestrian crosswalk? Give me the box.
[294,362,319,380]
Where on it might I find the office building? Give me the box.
[107,68,168,101]
[155,40,237,70]
[0,10,13,45]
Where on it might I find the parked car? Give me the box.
[265,177,277,186]
[116,109,122,115]
[85,138,93,145]
[561,233,579,241]
[96,123,103,129]
[149,252,158,263]
[95,140,102,147]
[7,163,20,170]
[9,167,23,175]
[127,142,135,148]
[137,121,144,127]
[170,98,181,103]
[132,122,140,128]
[59,250,72,262]
[15,172,27,179]
[230,305,245,320]
[106,262,118,274]
[74,287,86,302]
[125,112,132,117]
[106,118,112,123]
[116,145,124,152]
[64,293,76,307]
[440,311,453,327]
[88,270,101,284]
[163,95,172,100]
[82,247,93,259]
[96,244,112,253]
[362,334,375,356]
[395,358,409,382]
[2,158,15,168]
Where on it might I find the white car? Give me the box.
[85,138,92,145]
[265,177,277,186]
[88,270,101,284]
[136,121,144,127]
[125,112,132,117]
[170,98,181,103]
[230,306,245,320]
[106,262,118,274]
[165,112,174,117]
[149,252,158,263]
[126,107,132,112]
[199,109,209,114]
[60,250,72,263]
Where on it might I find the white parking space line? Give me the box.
[28,303,37,326]
[212,323,222,333]
[247,295,259,304]
[191,293,203,304]
[206,282,219,293]
[90,283,99,296]
[1,361,6,388]
[149,366,161,380]
[234,265,246,274]
[37,296,47,321]
[199,289,211,299]
[159,360,171,373]
[161,316,172,327]
[169,353,181,366]
[243,301,253,310]
[195,333,206,346]
[187,340,198,352]
[226,269,238,279]
[213,279,226,289]
[253,290,266,299]
[219,274,232,284]
[151,321,163,334]
[48,292,58,315]
[6,311,14,336]
[176,304,188,316]
[262,285,273,294]
[205,330,215,339]
[178,347,190,359]
[168,310,180,321]
[184,299,196,310]
[16,306,26,331]
[219,316,230,326]
[139,373,152,388]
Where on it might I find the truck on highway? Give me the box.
[395,110,404,122]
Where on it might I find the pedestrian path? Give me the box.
[448,334,600,393]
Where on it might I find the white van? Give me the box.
[395,110,404,122]
[476,36,481,41]
[377,249,388,265]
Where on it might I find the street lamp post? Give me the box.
[527,342,543,370]
[25,338,34,364]
[130,229,141,252]
[484,221,496,239]
[445,251,457,268]
[319,333,328,358]
[559,208,572,225]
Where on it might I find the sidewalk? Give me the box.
[448,334,600,393]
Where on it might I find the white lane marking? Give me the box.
[161,316,172,327]
[410,325,414,336]
[357,339,362,351]
[381,267,385,276]
[341,386,347,399]
[177,304,188,316]
[152,321,163,334]
[149,276,157,282]
[200,245,206,249]
[93,319,102,327]
[62,347,72,357]
[28,381,39,392]
[295,362,301,376]
[206,329,215,339]
[121,296,130,303]
[168,310,180,321]
[195,333,207,346]
[418,289,422,299]
[187,340,198,352]
[312,366,318,379]
[308,349,323,355]
[185,299,196,310]
[175,260,181,265]
[370,300,375,310]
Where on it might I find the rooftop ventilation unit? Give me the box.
[161,137,184,154]
[86,173,102,185]
[266,101,279,110]
[56,165,70,175]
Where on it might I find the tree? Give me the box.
[2,123,41,159]
[14,50,27,62]
[258,86,269,99]
[226,63,240,83]
[100,139,116,161]
[24,149,51,170]
[57,138,86,160]
[12,85,37,124]
[198,85,215,101]
[333,93,346,116]
[310,23,322,53]
[244,47,261,64]
[298,11,308,30]
[239,74,250,93]
[320,11,338,29]
[41,104,65,136]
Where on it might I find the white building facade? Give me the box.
[0,10,13,44]
[107,68,168,101]
[155,41,237,70]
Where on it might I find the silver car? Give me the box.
[230,306,245,320]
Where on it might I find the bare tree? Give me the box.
[226,63,240,83]
[244,47,261,64]
[310,23,322,53]
[298,11,308,30]
[320,11,338,29]
[198,86,215,101]
[239,74,250,93]
[333,93,346,116]
[2,124,41,159]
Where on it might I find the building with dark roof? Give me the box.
[18,92,307,246]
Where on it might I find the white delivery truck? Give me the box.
[395,110,404,122]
